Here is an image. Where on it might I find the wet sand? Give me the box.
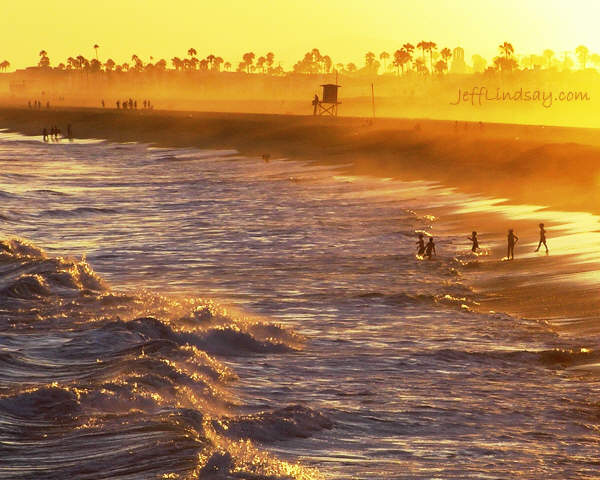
[1,107,600,214]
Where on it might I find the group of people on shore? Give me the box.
[42,124,72,142]
[114,99,154,110]
[28,100,50,109]
[416,223,548,260]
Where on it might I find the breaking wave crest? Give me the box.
[0,238,328,479]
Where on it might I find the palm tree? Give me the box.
[256,56,266,73]
[171,57,183,71]
[414,58,428,75]
[543,49,554,69]
[224,61,231,71]
[499,42,514,59]
[379,51,390,71]
[576,45,589,69]
[346,62,357,73]
[417,41,428,63]
[90,59,102,72]
[131,54,143,71]
[0,60,10,72]
[266,52,275,70]
[104,58,115,71]
[440,48,452,63]
[206,54,216,70]
[121,62,130,72]
[393,49,411,75]
[322,55,332,73]
[434,60,447,75]
[242,52,255,73]
[76,55,87,71]
[426,42,437,72]
[93,44,99,60]
[186,49,197,70]
[155,59,167,71]
[38,50,50,68]
[213,57,224,72]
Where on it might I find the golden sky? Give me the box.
[2,0,600,69]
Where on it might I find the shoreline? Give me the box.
[2,106,600,214]
[2,107,600,339]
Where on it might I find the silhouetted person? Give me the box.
[134,100,137,109]
[101,99,105,108]
[123,101,128,110]
[67,124,72,139]
[42,128,48,142]
[262,153,271,162]
[416,233,426,256]
[424,237,436,259]
[116,100,120,109]
[507,229,519,260]
[468,231,479,252]
[128,98,133,109]
[46,101,50,109]
[535,223,548,253]
[143,100,147,109]
[312,94,319,116]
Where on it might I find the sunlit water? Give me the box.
[2,131,600,479]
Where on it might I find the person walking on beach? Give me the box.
[424,237,436,259]
[468,231,479,252]
[42,128,48,142]
[416,233,426,256]
[535,223,548,253]
[507,229,519,260]
[312,94,319,116]
[116,100,120,109]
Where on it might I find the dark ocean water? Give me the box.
[2,132,600,479]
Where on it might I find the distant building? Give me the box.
[450,47,466,74]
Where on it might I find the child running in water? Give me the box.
[507,229,519,260]
[424,237,436,259]
[416,233,426,257]
[535,223,548,253]
[467,231,479,252]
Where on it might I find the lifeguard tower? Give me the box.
[317,83,341,117]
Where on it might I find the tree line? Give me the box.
[5,42,600,76]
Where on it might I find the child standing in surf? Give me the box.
[535,223,548,253]
[507,229,519,260]
[416,233,426,257]
[468,231,479,252]
[424,237,436,259]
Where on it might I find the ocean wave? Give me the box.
[39,206,121,218]
[214,404,333,442]
[0,237,319,479]
[409,347,597,370]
